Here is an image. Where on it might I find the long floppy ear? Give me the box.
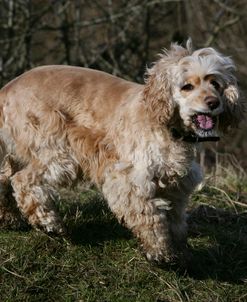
[143,65,174,125]
[219,77,246,133]
[143,42,191,125]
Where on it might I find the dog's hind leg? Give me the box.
[0,154,29,230]
[10,155,78,235]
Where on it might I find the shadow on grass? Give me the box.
[186,205,247,284]
[69,219,132,246]
[60,196,132,246]
[53,195,247,284]
[2,188,246,288]
[61,197,247,284]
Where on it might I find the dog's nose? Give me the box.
[205,96,220,110]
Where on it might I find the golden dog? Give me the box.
[0,40,244,264]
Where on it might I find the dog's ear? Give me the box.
[143,42,191,125]
[219,78,246,133]
[143,65,174,125]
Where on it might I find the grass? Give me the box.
[0,166,247,302]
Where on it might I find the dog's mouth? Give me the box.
[192,113,216,131]
[171,113,220,143]
[190,113,219,142]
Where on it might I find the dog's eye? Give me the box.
[211,80,220,90]
[181,83,194,91]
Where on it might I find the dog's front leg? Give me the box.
[102,167,180,264]
[160,161,203,263]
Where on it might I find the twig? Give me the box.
[205,16,240,47]
[210,186,247,209]
[1,266,27,279]
[213,0,246,16]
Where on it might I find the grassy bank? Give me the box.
[0,166,247,302]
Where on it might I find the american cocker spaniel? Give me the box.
[0,40,244,265]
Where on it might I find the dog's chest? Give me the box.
[128,130,194,188]
[148,139,192,180]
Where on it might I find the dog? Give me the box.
[0,40,244,264]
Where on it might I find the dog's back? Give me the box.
[0,66,142,166]
[0,65,142,124]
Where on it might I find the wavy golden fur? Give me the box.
[0,40,244,264]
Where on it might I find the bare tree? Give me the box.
[0,0,246,165]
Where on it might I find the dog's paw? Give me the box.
[145,246,190,270]
[34,220,67,238]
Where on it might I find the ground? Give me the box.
[0,166,247,302]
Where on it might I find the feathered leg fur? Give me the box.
[10,153,79,234]
[102,169,172,262]
[102,161,202,264]
[0,154,28,229]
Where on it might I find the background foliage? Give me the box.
[0,1,247,301]
[0,0,246,166]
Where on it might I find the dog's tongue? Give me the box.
[196,114,213,130]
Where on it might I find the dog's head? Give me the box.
[143,40,245,142]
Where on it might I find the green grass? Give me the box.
[0,169,247,302]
